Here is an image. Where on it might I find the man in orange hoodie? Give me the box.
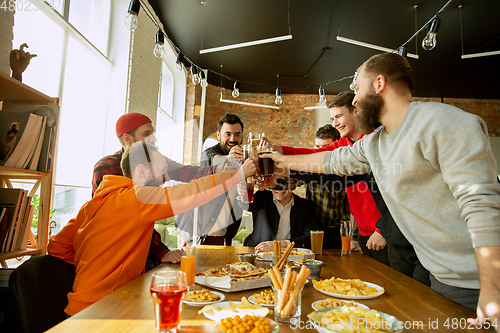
[48,142,256,315]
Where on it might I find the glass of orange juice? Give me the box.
[340,220,353,255]
[181,246,196,291]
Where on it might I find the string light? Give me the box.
[398,44,408,57]
[275,88,283,106]
[422,16,441,51]
[153,30,165,58]
[191,66,200,85]
[319,86,326,103]
[200,70,208,88]
[175,53,184,71]
[123,0,140,31]
[129,0,453,105]
[232,81,240,98]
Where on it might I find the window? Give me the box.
[158,62,174,117]
[13,0,112,230]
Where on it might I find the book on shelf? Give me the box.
[0,104,59,171]
[4,190,28,252]
[28,116,47,170]
[15,114,45,169]
[0,188,24,252]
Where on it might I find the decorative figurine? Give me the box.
[10,43,37,82]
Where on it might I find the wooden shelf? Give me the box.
[0,71,57,105]
[0,76,57,267]
[0,166,50,177]
[0,248,43,262]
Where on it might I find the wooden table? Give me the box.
[47,246,490,332]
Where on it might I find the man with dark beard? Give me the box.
[177,113,246,245]
[263,53,500,330]
[201,113,244,166]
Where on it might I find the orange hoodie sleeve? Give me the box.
[133,170,241,223]
[47,217,77,265]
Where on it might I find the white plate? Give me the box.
[309,308,402,333]
[217,318,279,333]
[248,294,274,308]
[311,300,369,311]
[312,281,384,299]
[202,301,269,320]
[183,291,225,307]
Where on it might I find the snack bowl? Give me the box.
[300,260,323,278]
[237,253,257,264]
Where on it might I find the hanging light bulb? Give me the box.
[275,88,283,106]
[232,81,240,98]
[319,86,326,103]
[124,0,140,31]
[191,66,200,85]
[200,70,208,88]
[398,44,408,57]
[422,16,441,51]
[349,72,358,93]
[175,53,184,71]
[153,30,166,58]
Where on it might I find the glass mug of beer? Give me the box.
[150,271,187,333]
[257,142,273,188]
[241,144,256,202]
[249,132,264,149]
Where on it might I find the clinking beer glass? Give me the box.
[257,142,274,189]
[241,144,255,203]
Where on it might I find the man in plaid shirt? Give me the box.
[305,124,351,249]
[92,113,219,269]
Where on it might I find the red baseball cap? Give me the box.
[115,112,152,138]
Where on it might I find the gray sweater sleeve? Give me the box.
[322,137,372,176]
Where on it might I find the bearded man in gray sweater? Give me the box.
[263,53,500,331]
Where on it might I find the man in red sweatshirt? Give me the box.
[48,142,256,315]
[275,91,389,265]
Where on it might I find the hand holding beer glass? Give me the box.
[340,220,353,255]
[239,144,256,203]
[150,271,187,333]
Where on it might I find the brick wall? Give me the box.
[0,8,14,75]
[183,76,202,165]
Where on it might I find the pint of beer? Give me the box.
[310,230,324,255]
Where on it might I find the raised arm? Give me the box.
[165,156,217,182]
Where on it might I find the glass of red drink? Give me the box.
[241,177,254,203]
[150,271,188,333]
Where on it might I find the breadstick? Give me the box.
[277,241,295,271]
[272,265,284,286]
[276,268,292,313]
[274,240,279,263]
[282,266,311,317]
[276,242,293,269]
[268,269,281,290]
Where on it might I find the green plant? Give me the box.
[31,194,56,229]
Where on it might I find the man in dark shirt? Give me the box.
[178,113,245,245]
[92,112,218,269]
